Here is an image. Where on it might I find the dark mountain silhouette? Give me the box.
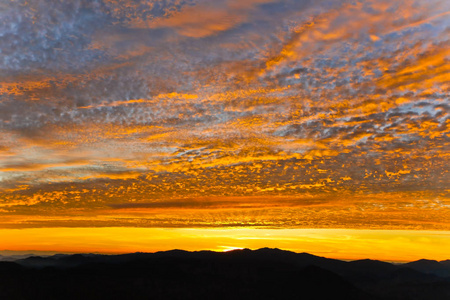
[0,248,449,300]
[403,259,450,277]
[0,254,38,261]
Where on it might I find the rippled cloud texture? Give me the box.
[0,0,449,230]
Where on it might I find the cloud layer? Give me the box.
[0,0,449,229]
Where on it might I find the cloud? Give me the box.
[107,196,330,210]
[143,0,277,38]
[0,0,449,229]
[0,0,107,72]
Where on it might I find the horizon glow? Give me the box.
[1,228,450,262]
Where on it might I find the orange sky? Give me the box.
[0,0,449,259]
[1,228,450,262]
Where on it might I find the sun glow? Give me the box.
[1,227,449,262]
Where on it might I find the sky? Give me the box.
[0,0,449,261]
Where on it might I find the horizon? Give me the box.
[1,0,449,263]
[1,246,449,265]
[1,227,450,262]
[2,240,450,299]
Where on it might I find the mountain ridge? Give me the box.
[0,248,448,299]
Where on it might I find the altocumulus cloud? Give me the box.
[0,0,449,229]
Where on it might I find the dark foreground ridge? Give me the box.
[1,248,449,300]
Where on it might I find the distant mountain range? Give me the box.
[1,248,449,300]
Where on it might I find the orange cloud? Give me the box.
[140,0,275,37]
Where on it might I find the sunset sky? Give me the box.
[0,0,449,261]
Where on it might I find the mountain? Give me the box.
[403,259,450,277]
[440,260,450,268]
[0,248,448,300]
[0,254,39,261]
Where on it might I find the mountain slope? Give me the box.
[2,248,449,300]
